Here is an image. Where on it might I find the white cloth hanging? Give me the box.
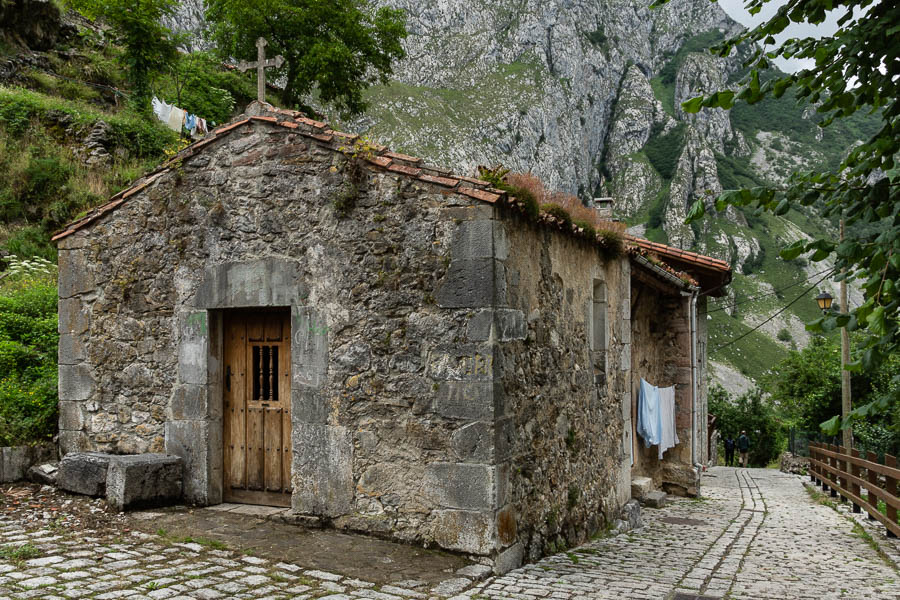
[658,385,679,459]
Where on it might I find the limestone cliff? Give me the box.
[168,0,873,393]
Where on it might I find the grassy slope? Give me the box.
[0,28,262,261]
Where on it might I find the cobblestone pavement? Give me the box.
[2,468,898,599]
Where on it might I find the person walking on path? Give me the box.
[724,436,735,466]
[738,430,750,467]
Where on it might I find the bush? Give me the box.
[0,261,58,446]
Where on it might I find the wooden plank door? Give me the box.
[223,310,292,507]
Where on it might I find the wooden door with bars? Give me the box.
[223,310,292,506]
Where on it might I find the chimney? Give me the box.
[593,197,614,219]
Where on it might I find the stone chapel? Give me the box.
[54,101,731,571]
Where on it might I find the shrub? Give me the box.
[0,261,58,446]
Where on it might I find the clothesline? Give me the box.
[151,96,210,137]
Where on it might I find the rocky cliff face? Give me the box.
[169,0,869,393]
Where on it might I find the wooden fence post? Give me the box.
[867,450,879,521]
[850,448,861,513]
[822,444,829,491]
[829,444,838,497]
[838,445,848,503]
[886,454,898,539]
[810,442,817,483]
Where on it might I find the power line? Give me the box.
[714,269,837,351]
[707,267,836,315]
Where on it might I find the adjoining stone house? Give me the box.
[53,101,730,570]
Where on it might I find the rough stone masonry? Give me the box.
[54,102,729,571]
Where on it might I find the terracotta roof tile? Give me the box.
[277,120,299,129]
[458,187,500,204]
[385,151,422,165]
[366,155,392,168]
[297,116,327,129]
[251,115,278,123]
[388,163,422,177]
[212,118,250,135]
[418,174,459,188]
[310,133,334,143]
[333,131,359,142]
[457,176,489,188]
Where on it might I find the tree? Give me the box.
[652,0,900,433]
[709,385,786,467]
[67,0,179,114]
[205,0,407,118]
[764,336,841,433]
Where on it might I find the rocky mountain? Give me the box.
[169,0,878,393]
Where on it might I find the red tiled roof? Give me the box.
[625,235,731,273]
[49,102,732,293]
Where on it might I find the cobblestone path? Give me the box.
[2,468,898,599]
[467,468,899,600]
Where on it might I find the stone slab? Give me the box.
[105,453,183,512]
[27,463,58,486]
[641,490,668,509]
[57,452,112,496]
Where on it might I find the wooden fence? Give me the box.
[808,442,899,538]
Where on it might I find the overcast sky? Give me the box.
[716,0,848,73]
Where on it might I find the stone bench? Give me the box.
[58,452,183,511]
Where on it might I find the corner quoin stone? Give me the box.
[423,462,495,511]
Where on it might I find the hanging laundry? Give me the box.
[637,377,679,458]
[152,96,173,126]
[166,106,186,133]
[197,118,207,135]
[657,385,679,459]
[184,113,197,133]
[637,378,661,447]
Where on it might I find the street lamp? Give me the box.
[816,291,834,312]
[813,286,851,450]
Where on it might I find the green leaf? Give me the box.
[819,415,841,436]
[685,199,706,223]
[681,96,703,113]
[780,242,806,261]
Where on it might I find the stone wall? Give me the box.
[629,275,699,495]
[495,212,632,563]
[59,118,559,561]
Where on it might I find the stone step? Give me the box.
[631,476,653,499]
[640,490,668,509]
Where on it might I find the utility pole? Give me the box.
[840,220,852,450]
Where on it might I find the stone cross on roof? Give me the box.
[237,37,285,103]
